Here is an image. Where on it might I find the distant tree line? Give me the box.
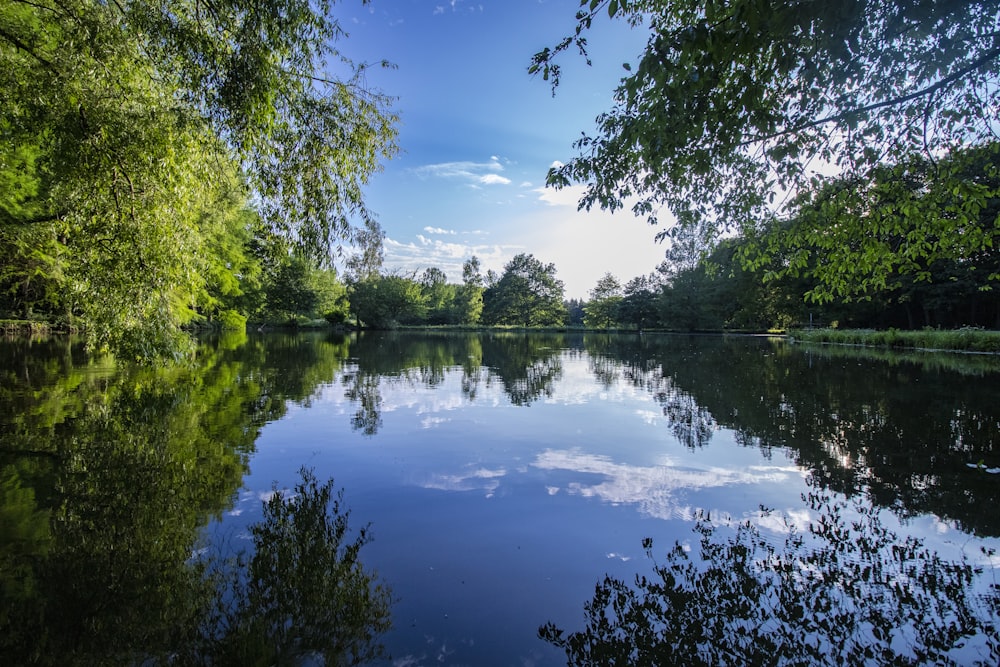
[6,141,1000,337]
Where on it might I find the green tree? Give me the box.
[451,257,485,325]
[750,143,1000,304]
[535,0,1000,297]
[313,268,352,325]
[264,255,319,321]
[583,272,622,328]
[348,272,427,329]
[617,274,661,330]
[420,267,457,325]
[564,298,586,326]
[482,254,567,327]
[1,0,397,357]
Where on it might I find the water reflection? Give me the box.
[533,448,797,521]
[3,331,1000,664]
[329,332,1000,537]
[341,332,566,435]
[540,487,1000,666]
[575,334,1000,536]
[0,333,381,664]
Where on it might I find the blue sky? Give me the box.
[337,0,668,298]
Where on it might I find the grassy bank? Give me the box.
[790,328,1000,353]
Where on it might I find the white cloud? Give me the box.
[412,158,510,187]
[424,226,457,235]
[532,448,792,521]
[422,466,507,497]
[382,234,519,281]
[433,5,444,14]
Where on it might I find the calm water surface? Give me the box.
[2,331,998,665]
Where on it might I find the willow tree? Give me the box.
[0,0,397,358]
[534,0,1000,300]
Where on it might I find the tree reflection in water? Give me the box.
[0,335,390,665]
[540,486,1000,666]
[191,468,392,667]
[341,332,565,435]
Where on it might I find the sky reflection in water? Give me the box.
[216,332,1000,666]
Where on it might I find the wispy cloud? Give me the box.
[533,448,796,521]
[422,466,507,497]
[412,156,510,187]
[424,226,457,235]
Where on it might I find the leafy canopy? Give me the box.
[482,253,567,327]
[534,0,1000,296]
[0,0,397,357]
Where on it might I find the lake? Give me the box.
[1,331,998,665]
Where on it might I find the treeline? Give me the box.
[344,221,1000,333]
[7,220,1000,338]
[6,137,1000,338]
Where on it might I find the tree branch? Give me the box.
[0,26,61,76]
[746,46,1000,146]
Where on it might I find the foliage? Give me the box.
[747,143,1000,302]
[540,489,1000,666]
[218,309,248,331]
[482,253,568,327]
[0,0,397,358]
[198,468,392,666]
[349,272,428,329]
[419,267,459,325]
[535,0,1000,292]
[583,273,622,328]
[564,298,586,326]
[616,274,660,330]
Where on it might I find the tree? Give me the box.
[583,273,622,328]
[534,0,1000,297]
[564,298,586,326]
[617,274,661,330]
[749,142,1000,303]
[452,257,485,325]
[482,254,567,327]
[348,272,427,329]
[264,255,319,321]
[1,0,397,357]
[419,267,457,325]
